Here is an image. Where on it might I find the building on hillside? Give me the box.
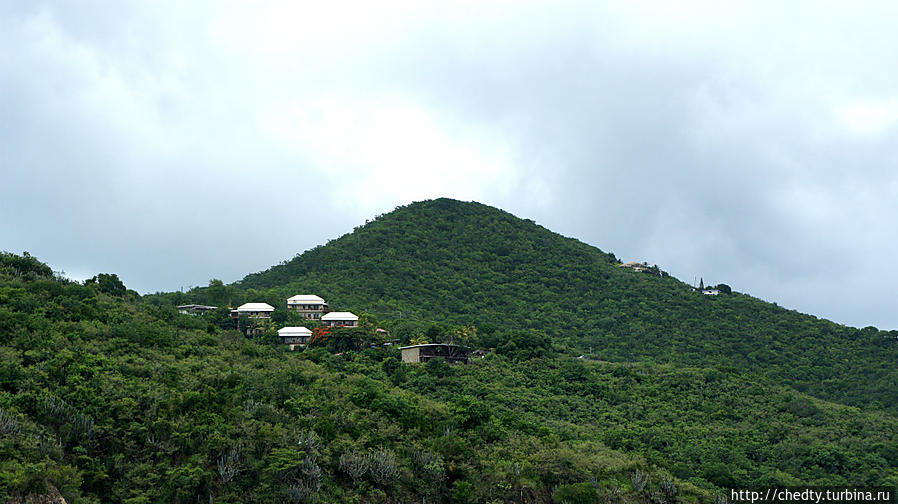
[400,344,470,364]
[702,289,720,296]
[620,261,649,272]
[286,295,329,320]
[230,302,275,319]
[177,304,217,315]
[278,326,313,350]
[321,311,359,327]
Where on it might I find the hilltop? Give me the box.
[169,198,898,413]
[4,200,898,502]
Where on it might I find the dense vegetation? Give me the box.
[3,199,898,502]
[163,199,898,413]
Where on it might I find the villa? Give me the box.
[286,295,329,320]
[230,302,275,319]
[321,311,359,327]
[278,326,313,350]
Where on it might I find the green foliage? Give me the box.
[0,251,53,279]
[84,273,127,297]
[554,482,599,504]
[162,198,897,415]
[714,283,732,294]
[4,195,898,502]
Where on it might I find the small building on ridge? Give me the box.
[400,344,470,364]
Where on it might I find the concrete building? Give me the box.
[400,344,470,364]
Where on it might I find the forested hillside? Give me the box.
[166,199,898,414]
[2,251,898,504]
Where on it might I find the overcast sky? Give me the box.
[3,1,897,329]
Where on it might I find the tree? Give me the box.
[85,273,127,297]
[237,313,253,335]
[310,327,331,346]
[0,251,53,277]
[207,279,229,305]
[553,482,599,504]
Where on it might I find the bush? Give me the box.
[553,482,599,504]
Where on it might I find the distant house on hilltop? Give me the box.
[177,304,217,315]
[400,344,470,364]
[286,295,329,320]
[696,277,728,296]
[321,311,359,327]
[230,302,275,319]
[621,261,666,277]
[620,261,649,272]
[278,326,312,349]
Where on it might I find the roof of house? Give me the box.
[236,302,275,312]
[321,311,358,321]
[287,295,326,304]
[277,326,313,336]
[177,304,217,310]
[399,343,469,351]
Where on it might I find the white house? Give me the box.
[286,295,329,319]
[278,326,313,349]
[177,304,217,315]
[230,302,275,319]
[321,311,359,327]
[702,289,720,296]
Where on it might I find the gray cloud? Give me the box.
[2,1,897,328]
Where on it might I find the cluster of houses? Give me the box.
[179,294,472,364]
[228,295,359,349]
[179,295,359,348]
[227,296,359,328]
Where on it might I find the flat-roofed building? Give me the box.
[400,344,470,364]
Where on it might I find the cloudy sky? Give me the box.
[3,1,897,329]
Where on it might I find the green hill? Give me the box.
[174,198,898,413]
[3,199,898,503]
